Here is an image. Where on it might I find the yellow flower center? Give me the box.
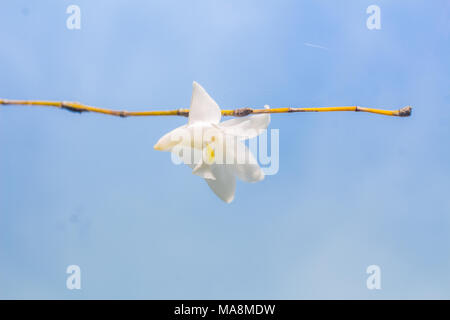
[206,143,215,163]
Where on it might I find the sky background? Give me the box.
[0,0,449,299]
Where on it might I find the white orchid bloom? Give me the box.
[154,81,270,203]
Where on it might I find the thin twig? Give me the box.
[0,99,412,118]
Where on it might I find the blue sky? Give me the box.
[0,0,449,299]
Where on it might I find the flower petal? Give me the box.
[205,165,236,203]
[153,124,188,151]
[192,161,216,180]
[219,105,270,140]
[229,141,264,183]
[188,82,222,125]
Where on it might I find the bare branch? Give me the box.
[0,99,412,118]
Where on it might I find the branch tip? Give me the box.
[398,106,412,117]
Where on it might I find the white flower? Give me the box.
[154,81,270,203]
